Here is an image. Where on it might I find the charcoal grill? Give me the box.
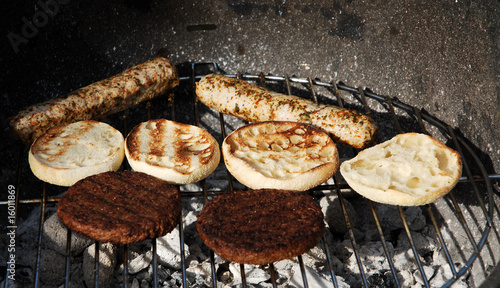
[2,62,499,288]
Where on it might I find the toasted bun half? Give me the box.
[125,119,220,184]
[340,133,462,206]
[222,121,339,191]
[28,120,125,186]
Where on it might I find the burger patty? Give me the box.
[57,171,181,244]
[196,189,325,265]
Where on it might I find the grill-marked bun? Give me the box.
[340,133,462,206]
[196,189,325,265]
[222,121,339,191]
[28,120,125,186]
[125,119,220,184]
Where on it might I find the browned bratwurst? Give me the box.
[9,57,179,145]
[196,74,378,149]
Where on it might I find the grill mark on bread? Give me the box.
[28,120,126,187]
[148,119,168,159]
[174,127,191,173]
[222,121,338,191]
[31,120,95,159]
[125,127,141,161]
[125,119,220,184]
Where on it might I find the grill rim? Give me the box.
[1,62,498,288]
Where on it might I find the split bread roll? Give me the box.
[222,121,339,191]
[340,133,462,206]
[28,120,125,186]
[125,119,220,184]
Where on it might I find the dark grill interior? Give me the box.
[1,62,498,288]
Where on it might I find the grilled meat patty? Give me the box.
[196,189,325,265]
[10,57,179,145]
[196,74,378,149]
[57,171,181,244]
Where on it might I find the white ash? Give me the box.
[43,213,94,256]
[83,242,117,288]
[156,228,191,270]
[320,195,358,235]
[370,203,427,231]
[126,250,153,274]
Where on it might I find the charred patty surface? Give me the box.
[57,171,181,244]
[196,189,325,265]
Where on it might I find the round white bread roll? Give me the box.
[28,120,125,186]
[222,121,339,192]
[340,133,462,206]
[125,119,220,184]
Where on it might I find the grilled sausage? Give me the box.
[196,74,378,149]
[9,57,179,145]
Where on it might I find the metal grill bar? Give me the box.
[297,255,309,288]
[321,236,339,288]
[427,204,458,278]
[219,112,235,193]
[95,242,100,288]
[269,264,277,288]
[449,192,481,253]
[209,251,217,287]
[152,239,158,288]
[448,126,493,228]
[334,174,369,287]
[179,219,188,288]
[368,200,401,287]
[64,229,71,286]
[123,244,128,288]
[398,206,431,288]
[33,183,47,288]
[240,264,247,288]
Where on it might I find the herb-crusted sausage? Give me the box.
[9,57,179,145]
[196,74,377,149]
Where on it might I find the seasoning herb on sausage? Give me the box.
[196,74,377,149]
